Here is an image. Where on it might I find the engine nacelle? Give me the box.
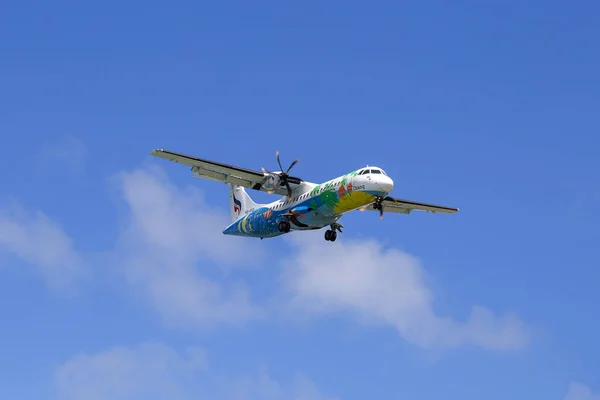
[261,172,283,191]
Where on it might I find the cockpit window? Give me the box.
[358,168,386,175]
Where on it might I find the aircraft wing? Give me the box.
[363,196,459,214]
[150,149,303,196]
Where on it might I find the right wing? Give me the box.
[363,196,459,214]
[150,149,304,195]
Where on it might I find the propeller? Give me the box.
[262,150,300,199]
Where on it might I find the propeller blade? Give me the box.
[285,181,293,199]
[276,150,284,172]
[286,158,300,173]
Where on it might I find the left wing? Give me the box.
[150,149,303,195]
[363,196,459,214]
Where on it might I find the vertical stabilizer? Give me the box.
[228,184,260,222]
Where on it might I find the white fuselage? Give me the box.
[223,166,394,238]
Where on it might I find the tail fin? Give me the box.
[228,184,259,222]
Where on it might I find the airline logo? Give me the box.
[233,192,242,215]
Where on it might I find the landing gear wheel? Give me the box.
[324,229,337,242]
[278,221,291,233]
[373,197,383,211]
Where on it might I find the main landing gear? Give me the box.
[278,220,291,233]
[324,229,337,242]
[324,222,343,242]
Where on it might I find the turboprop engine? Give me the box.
[260,151,302,199]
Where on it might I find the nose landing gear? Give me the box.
[372,196,385,219]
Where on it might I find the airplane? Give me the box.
[150,149,459,242]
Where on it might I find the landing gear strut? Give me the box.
[373,196,384,219]
[372,196,384,211]
[278,221,291,233]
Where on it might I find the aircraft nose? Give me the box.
[379,176,394,193]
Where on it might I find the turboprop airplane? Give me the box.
[150,149,459,242]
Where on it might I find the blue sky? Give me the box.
[1,0,599,398]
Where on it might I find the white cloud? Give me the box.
[55,342,208,400]
[109,166,529,349]
[565,382,600,400]
[231,370,339,400]
[0,160,531,351]
[109,166,264,329]
[0,201,85,291]
[281,232,530,350]
[55,341,338,400]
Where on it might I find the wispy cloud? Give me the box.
[109,166,264,329]
[109,166,530,349]
[230,369,339,400]
[0,201,85,291]
[55,341,338,400]
[564,382,600,400]
[281,232,530,350]
[0,163,531,351]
